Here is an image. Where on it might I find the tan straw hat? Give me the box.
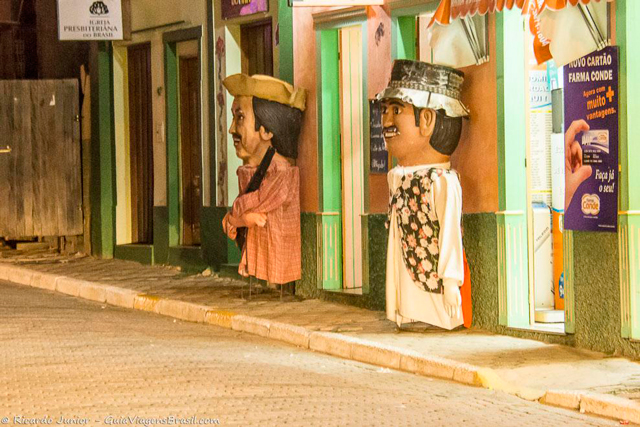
[223,73,307,111]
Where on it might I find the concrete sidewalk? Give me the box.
[1,252,640,424]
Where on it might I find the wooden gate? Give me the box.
[0,80,82,238]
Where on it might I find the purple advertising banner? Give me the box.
[222,0,268,20]
[563,46,619,232]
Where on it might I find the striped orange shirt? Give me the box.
[230,161,301,284]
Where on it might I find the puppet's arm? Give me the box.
[434,172,464,318]
[229,166,297,224]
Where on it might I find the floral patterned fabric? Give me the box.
[387,167,457,294]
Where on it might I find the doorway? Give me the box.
[240,20,273,76]
[179,56,202,246]
[524,32,565,331]
[497,8,570,333]
[127,43,154,244]
[317,24,365,293]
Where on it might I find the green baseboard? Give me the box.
[167,245,208,272]
[153,206,169,264]
[114,244,154,265]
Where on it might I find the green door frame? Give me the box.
[389,1,440,61]
[392,16,417,61]
[317,28,343,290]
[495,9,532,329]
[315,11,369,292]
[90,41,117,259]
[162,26,208,270]
[617,0,640,339]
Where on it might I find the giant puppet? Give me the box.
[378,60,471,330]
[221,74,307,289]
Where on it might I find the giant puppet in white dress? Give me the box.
[378,60,471,330]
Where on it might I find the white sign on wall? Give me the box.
[57,0,123,40]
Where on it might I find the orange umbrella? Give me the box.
[528,0,612,65]
[427,0,529,68]
[431,0,528,26]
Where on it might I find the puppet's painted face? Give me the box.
[229,96,264,162]
[381,99,431,164]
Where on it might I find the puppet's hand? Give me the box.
[242,212,267,228]
[443,280,462,319]
[222,213,237,239]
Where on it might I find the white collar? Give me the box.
[391,162,451,175]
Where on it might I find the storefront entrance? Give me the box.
[497,7,585,333]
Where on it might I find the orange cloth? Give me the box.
[461,250,472,328]
[230,161,301,284]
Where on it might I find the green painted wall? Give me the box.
[463,214,500,328]
[201,206,228,270]
[570,231,640,357]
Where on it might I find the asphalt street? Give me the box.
[0,281,621,426]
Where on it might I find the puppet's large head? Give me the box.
[377,60,469,166]
[223,74,307,166]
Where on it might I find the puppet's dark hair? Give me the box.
[413,106,463,156]
[253,97,303,159]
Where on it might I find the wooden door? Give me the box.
[0,80,82,238]
[241,20,273,76]
[179,56,202,246]
[127,43,154,244]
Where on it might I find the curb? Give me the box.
[1,263,638,424]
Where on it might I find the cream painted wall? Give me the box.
[177,39,199,57]
[113,0,211,209]
[224,26,242,205]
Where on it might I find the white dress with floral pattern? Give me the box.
[386,162,464,330]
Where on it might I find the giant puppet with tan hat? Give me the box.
[221,74,307,290]
[378,60,472,330]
